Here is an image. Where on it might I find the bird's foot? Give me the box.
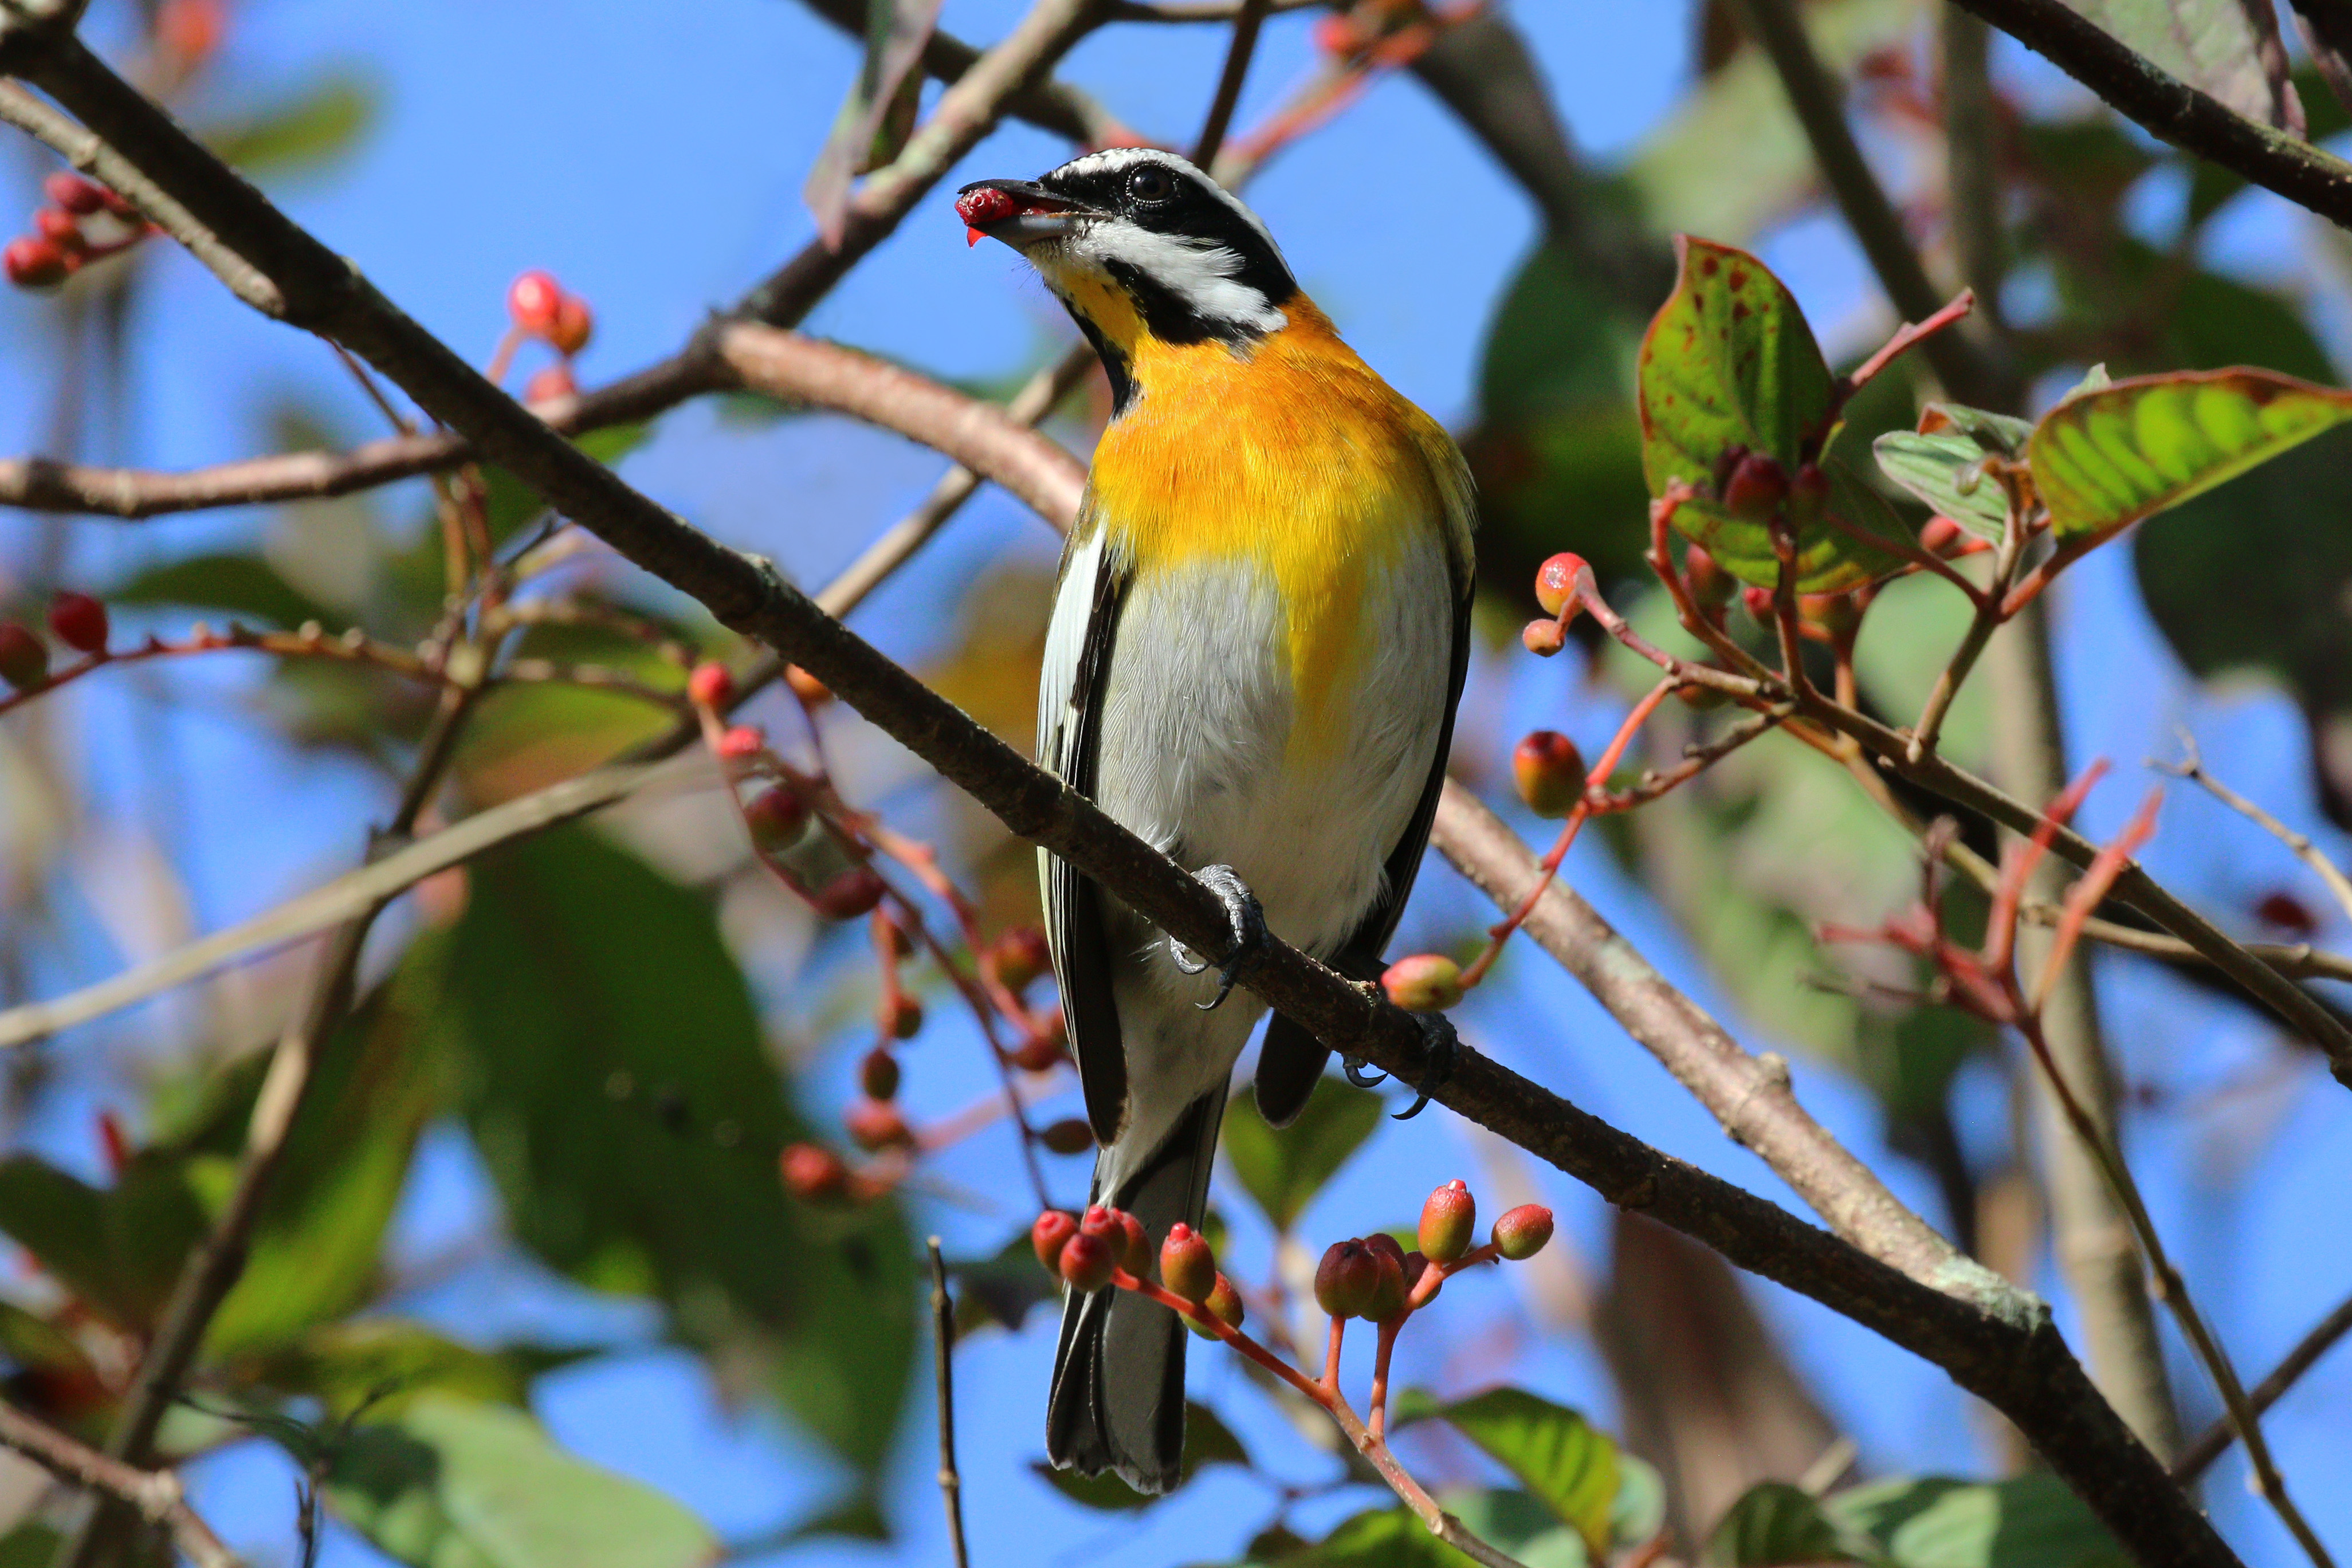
[1342,1012,1459,1120]
[1166,864,1266,1012]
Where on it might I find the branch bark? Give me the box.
[0,1402,237,1568]
[1952,0,2352,229]
[0,22,2248,1562]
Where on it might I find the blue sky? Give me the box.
[3,2,2352,1566]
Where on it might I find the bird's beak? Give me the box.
[955,179,1096,249]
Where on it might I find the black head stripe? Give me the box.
[1040,150,1297,327]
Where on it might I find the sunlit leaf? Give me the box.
[1443,1491,1593,1567]
[317,1394,716,1568]
[1828,1473,2127,1568]
[2062,0,2295,127]
[205,72,381,174]
[1638,237,1903,589]
[1283,1507,1460,1566]
[109,551,336,630]
[248,1319,594,1421]
[804,0,946,245]
[1398,1388,1618,1555]
[0,1154,206,1334]
[1874,402,2032,540]
[2028,368,2352,544]
[1220,1074,1381,1232]
[1705,1482,1875,1566]
[438,825,916,1478]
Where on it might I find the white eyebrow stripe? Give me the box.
[1046,148,1287,267]
[1070,225,1288,334]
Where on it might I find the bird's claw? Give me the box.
[1167,864,1265,1011]
[1392,1012,1459,1119]
[1341,1055,1388,1090]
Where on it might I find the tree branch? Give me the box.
[0,29,2246,1561]
[0,1402,237,1568]
[796,0,1122,146]
[2174,1288,2352,1483]
[1952,0,2352,229]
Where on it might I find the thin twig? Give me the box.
[2175,1290,2352,1483]
[1189,0,1271,166]
[2159,730,2352,928]
[0,1401,237,1568]
[928,1240,969,1568]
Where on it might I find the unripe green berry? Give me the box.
[1160,1223,1216,1303]
[1383,953,1463,1013]
[1493,1203,1556,1260]
[1184,1272,1244,1337]
[1513,731,1585,819]
[1419,1179,1476,1264]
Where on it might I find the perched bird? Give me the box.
[956,149,1474,1494]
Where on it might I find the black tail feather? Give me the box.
[1045,1084,1226,1494]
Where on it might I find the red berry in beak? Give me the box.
[954,186,1020,232]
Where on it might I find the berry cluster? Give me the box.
[3,175,151,291]
[500,269,596,403]
[0,593,111,692]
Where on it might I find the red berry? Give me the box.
[1419,1179,1476,1264]
[1184,1272,1244,1337]
[155,0,225,64]
[1362,1243,1409,1323]
[687,661,733,709]
[781,1142,849,1201]
[508,270,564,337]
[1039,1118,1094,1156]
[1798,590,1863,643]
[1685,544,1733,608]
[814,866,887,920]
[46,593,107,654]
[844,1098,914,1152]
[1520,618,1565,657]
[4,237,69,289]
[33,208,84,250]
[1919,515,1965,556]
[1032,1209,1079,1273]
[1534,552,1591,619]
[1786,462,1830,522]
[1160,1223,1216,1303]
[1721,450,1790,520]
[1080,1205,1146,1273]
[1741,585,1777,624]
[1314,1238,1379,1319]
[882,992,923,1041]
[859,1047,900,1101]
[549,293,594,356]
[1382,953,1463,1013]
[2256,891,2318,937]
[1011,1020,1066,1073]
[524,363,576,403]
[716,724,765,762]
[992,926,1052,991]
[1493,1203,1555,1260]
[42,174,105,217]
[1513,731,1585,819]
[785,665,832,708]
[743,787,807,852]
[1059,1231,1115,1292]
[0,623,49,690]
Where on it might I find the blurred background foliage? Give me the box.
[0,0,2349,1566]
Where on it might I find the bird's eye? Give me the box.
[1126,166,1173,203]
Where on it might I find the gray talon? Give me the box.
[1177,864,1265,1011]
[1341,1055,1388,1090]
[1393,1013,1459,1120]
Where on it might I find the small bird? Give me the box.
[956,149,1474,1493]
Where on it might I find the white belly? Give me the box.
[1091,539,1453,971]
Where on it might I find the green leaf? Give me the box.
[317,1394,716,1568]
[249,1319,594,1421]
[1874,404,2033,541]
[1220,1074,1383,1232]
[1638,237,1901,589]
[1705,1483,1876,1566]
[0,1153,207,1333]
[1406,1388,1617,1555]
[2062,1,2292,127]
[205,72,380,174]
[1443,1491,1593,1567]
[439,824,916,1477]
[1031,1401,1249,1510]
[2028,368,2352,545]
[1828,1473,2128,1568]
[1287,1507,1461,1566]
[1609,1455,1667,1551]
[109,551,336,630]
[803,0,946,244]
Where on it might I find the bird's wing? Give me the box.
[1038,517,1133,1145]
[1253,568,1473,1127]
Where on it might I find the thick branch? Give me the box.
[1953,0,2352,229]
[0,30,2244,1562]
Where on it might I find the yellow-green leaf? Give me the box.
[2028,368,2352,544]
[1408,1388,1619,1555]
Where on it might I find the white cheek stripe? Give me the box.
[1070,225,1288,335]
[1046,148,1289,269]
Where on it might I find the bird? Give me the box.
[955,147,1474,1495]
